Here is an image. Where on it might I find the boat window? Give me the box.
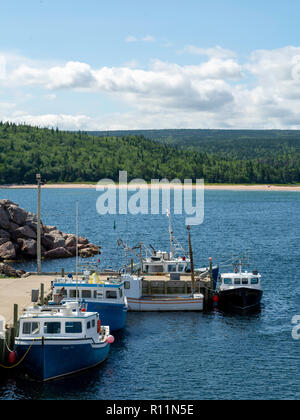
[234,279,241,285]
[82,290,92,299]
[124,281,130,290]
[242,278,249,285]
[69,289,79,298]
[92,319,95,328]
[65,322,82,334]
[119,288,123,298]
[55,288,67,297]
[168,265,177,273]
[251,278,259,285]
[223,278,232,285]
[87,321,91,329]
[178,264,185,272]
[149,265,164,273]
[44,322,61,334]
[22,322,40,335]
[106,290,117,299]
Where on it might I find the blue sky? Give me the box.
[1,0,300,129]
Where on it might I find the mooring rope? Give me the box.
[0,338,37,370]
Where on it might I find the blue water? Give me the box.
[0,188,299,400]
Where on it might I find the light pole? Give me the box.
[187,225,195,295]
[36,173,42,275]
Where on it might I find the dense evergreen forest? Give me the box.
[0,122,299,184]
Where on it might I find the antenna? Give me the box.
[166,208,174,258]
[166,209,188,257]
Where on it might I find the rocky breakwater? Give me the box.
[0,199,101,269]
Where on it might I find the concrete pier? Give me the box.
[0,275,55,324]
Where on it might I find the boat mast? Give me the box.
[187,225,195,295]
[166,209,175,258]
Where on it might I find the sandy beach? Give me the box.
[0,183,299,191]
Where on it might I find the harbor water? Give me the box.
[0,188,299,400]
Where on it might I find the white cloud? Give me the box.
[2,46,300,129]
[125,35,156,43]
[182,45,237,60]
[125,35,138,43]
[142,35,155,42]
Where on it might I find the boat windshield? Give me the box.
[44,322,61,334]
[168,265,177,272]
[22,322,40,335]
[223,278,232,285]
[251,278,260,285]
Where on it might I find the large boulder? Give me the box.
[0,262,21,278]
[0,241,16,260]
[43,225,57,234]
[0,229,11,245]
[0,206,10,230]
[44,247,73,259]
[78,236,89,245]
[14,225,37,240]
[17,238,37,258]
[7,205,27,225]
[65,235,77,248]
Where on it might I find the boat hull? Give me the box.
[15,338,110,381]
[218,288,263,311]
[127,296,203,312]
[84,301,127,331]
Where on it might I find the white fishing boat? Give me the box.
[118,211,219,283]
[122,273,204,312]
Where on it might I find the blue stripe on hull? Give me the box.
[16,342,110,381]
[85,302,127,331]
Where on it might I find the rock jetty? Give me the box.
[0,199,101,264]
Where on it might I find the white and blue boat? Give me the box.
[52,274,128,331]
[15,302,114,381]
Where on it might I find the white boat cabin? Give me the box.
[219,271,262,291]
[52,278,125,305]
[121,274,143,300]
[142,251,189,274]
[17,303,105,342]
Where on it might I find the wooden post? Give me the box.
[187,226,195,294]
[165,282,168,295]
[209,257,213,291]
[40,283,44,306]
[13,304,18,330]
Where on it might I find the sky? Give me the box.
[1,0,300,130]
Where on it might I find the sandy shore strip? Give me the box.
[0,183,300,191]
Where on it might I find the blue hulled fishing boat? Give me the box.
[52,274,128,331]
[15,302,114,381]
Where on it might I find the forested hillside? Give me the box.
[0,122,299,184]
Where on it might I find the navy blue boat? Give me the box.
[53,276,128,331]
[15,303,113,381]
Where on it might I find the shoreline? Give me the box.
[0,183,300,191]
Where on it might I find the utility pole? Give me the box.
[36,173,42,275]
[187,225,195,295]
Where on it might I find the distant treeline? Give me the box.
[0,122,299,184]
